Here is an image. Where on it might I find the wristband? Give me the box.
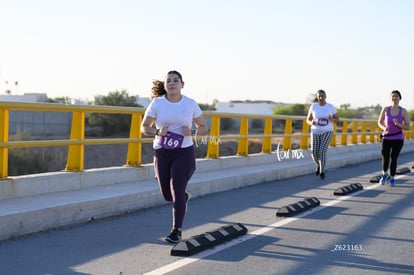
[155,129,160,136]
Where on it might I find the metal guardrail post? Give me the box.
[283,118,292,150]
[330,123,337,147]
[361,122,367,143]
[352,121,358,144]
[65,111,85,171]
[300,118,309,149]
[369,122,376,143]
[341,120,348,145]
[207,116,220,158]
[237,117,249,156]
[0,108,9,178]
[262,118,272,153]
[126,113,142,166]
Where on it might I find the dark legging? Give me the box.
[381,139,404,176]
[154,146,196,229]
[310,131,334,174]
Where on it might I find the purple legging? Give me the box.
[381,139,404,176]
[154,146,196,229]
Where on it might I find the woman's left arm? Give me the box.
[193,115,208,135]
[401,109,411,130]
[331,112,339,123]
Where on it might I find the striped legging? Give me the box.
[310,131,334,174]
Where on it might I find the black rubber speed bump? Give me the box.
[334,183,363,196]
[396,167,410,175]
[171,223,248,256]
[369,175,382,183]
[276,197,320,217]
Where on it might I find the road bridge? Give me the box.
[1,141,412,241]
[0,149,413,274]
[0,140,413,273]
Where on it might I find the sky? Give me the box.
[1,0,413,110]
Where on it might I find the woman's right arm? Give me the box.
[306,107,314,126]
[377,107,387,130]
[141,115,157,136]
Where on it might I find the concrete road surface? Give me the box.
[1,153,413,275]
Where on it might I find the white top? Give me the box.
[309,102,337,134]
[144,95,203,149]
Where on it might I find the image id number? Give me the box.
[331,244,363,251]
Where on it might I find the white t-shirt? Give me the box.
[144,95,203,149]
[308,102,337,134]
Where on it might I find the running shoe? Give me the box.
[320,173,325,180]
[165,228,182,243]
[379,174,388,185]
[315,166,320,176]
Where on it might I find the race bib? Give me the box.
[159,131,184,150]
[317,118,329,126]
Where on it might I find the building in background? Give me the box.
[135,96,150,108]
[0,93,48,103]
[216,100,289,115]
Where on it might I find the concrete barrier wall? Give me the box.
[2,140,413,201]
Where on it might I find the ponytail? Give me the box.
[151,80,167,98]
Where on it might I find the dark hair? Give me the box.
[391,90,402,100]
[150,70,184,98]
[313,89,326,103]
[168,70,183,82]
[151,80,166,98]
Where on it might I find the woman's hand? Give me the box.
[328,114,339,123]
[158,126,168,136]
[182,126,192,136]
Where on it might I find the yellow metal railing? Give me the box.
[1,102,413,178]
